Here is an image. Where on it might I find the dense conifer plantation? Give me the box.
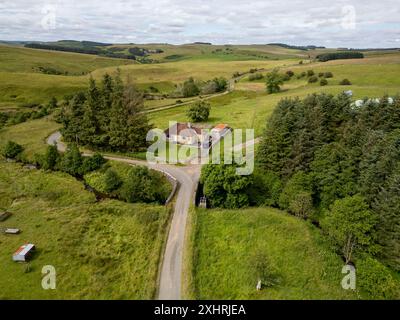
[256,93,400,270]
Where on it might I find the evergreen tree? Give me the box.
[59,144,83,177]
[374,171,400,270]
[108,76,152,151]
[80,77,100,146]
[41,144,60,170]
[61,92,86,144]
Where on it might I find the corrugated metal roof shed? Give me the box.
[13,244,35,262]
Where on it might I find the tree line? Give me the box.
[316,51,364,62]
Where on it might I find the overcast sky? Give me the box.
[1,0,399,48]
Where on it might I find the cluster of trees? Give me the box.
[187,100,211,122]
[256,93,400,274]
[316,51,364,62]
[1,140,105,178]
[268,43,326,51]
[35,144,106,177]
[0,97,58,129]
[25,43,102,55]
[25,43,162,60]
[59,74,152,152]
[293,69,336,86]
[174,77,228,98]
[86,164,171,204]
[1,141,24,159]
[200,164,253,208]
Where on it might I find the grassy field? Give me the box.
[0,161,171,299]
[91,58,297,84]
[187,207,358,299]
[0,44,300,110]
[0,45,134,74]
[149,54,400,136]
[0,45,136,110]
[0,116,61,160]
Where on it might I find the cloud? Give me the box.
[0,0,399,47]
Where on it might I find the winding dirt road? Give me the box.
[47,131,200,300]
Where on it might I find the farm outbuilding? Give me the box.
[13,244,35,262]
[5,228,20,234]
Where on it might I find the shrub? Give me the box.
[212,77,228,92]
[47,97,58,109]
[41,144,60,170]
[248,73,264,81]
[297,71,307,79]
[104,168,122,193]
[324,72,333,78]
[318,72,324,77]
[182,77,200,97]
[59,144,83,177]
[288,192,313,219]
[320,78,328,86]
[357,256,398,299]
[81,153,106,173]
[308,75,318,83]
[201,81,218,95]
[2,141,24,159]
[307,70,315,77]
[187,100,211,122]
[340,78,352,85]
[248,251,280,288]
[120,166,168,204]
[286,70,294,78]
[266,70,284,94]
[232,71,242,78]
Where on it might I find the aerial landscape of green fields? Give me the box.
[1,0,400,308]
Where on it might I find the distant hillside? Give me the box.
[23,40,165,62]
[268,43,326,51]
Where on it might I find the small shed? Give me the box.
[5,228,20,235]
[13,244,35,262]
[0,211,11,222]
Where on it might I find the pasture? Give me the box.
[187,207,357,299]
[149,54,400,135]
[0,161,171,299]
